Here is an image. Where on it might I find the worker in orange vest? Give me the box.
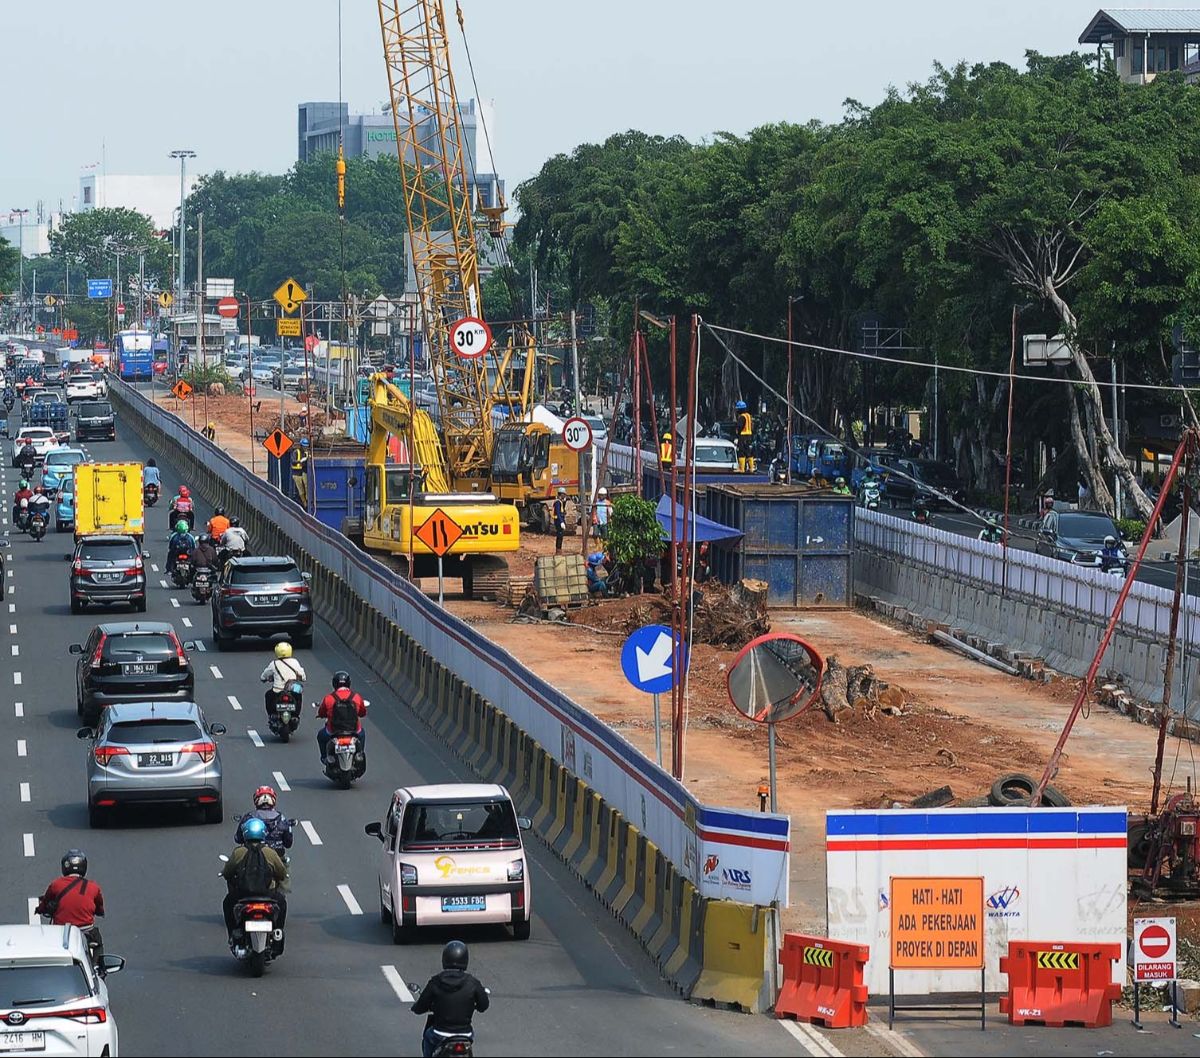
[736,401,755,473]
[659,431,674,470]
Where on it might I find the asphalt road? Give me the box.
[0,402,808,1057]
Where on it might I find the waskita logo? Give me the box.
[986,885,1021,917]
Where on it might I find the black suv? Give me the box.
[880,457,966,509]
[69,534,148,613]
[75,400,116,441]
[212,556,314,650]
[70,621,195,725]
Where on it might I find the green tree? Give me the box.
[0,235,17,292]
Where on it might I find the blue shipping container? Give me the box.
[704,484,854,607]
[312,457,366,530]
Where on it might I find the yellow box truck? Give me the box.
[74,462,145,542]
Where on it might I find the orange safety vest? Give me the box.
[659,437,673,464]
[737,412,753,436]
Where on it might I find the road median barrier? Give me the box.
[999,941,1123,1028]
[775,933,869,1028]
[109,379,777,1005]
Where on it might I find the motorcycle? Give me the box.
[858,480,881,511]
[14,503,30,533]
[218,856,286,977]
[1100,554,1129,577]
[144,482,160,507]
[169,505,195,532]
[2,393,13,412]
[28,511,46,542]
[19,457,36,479]
[191,565,215,603]
[408,983,486,1057]
[318,701,369,788]
[267,679,304,742]
[171,556,194,588]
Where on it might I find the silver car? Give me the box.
[76,700,226,827]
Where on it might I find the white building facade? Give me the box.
[79,174,198,231]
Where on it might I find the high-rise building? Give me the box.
[79,174,198,231]
[297,99,503,209]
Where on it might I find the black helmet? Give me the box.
[332,670,352,690]
[442,940,469,971]
[61,849,88,877]
[215,505,226,516]
[230,515,241,527]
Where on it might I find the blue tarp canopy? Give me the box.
[655,494,743,545]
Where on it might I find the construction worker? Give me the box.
[832,476,851,496]
[552,487,568,554]
[203,421,217,442]
[735,401,754,472]
[292,438,310,509]
[659,431,674,470]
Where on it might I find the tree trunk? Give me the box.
[1043,283,1154,521]
[1064,379,1114,511]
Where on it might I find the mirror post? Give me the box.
[652,692,663,767]
[768,721,778,813]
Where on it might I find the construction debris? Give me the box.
[617,579,771,648]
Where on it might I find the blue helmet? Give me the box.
[735,400,747,411]
[242,817,268,843]
[300,438,309,447]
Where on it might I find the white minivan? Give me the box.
[365,783,533,941]
[0,924,124,1056]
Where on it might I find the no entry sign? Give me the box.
[1133,917,1176,982]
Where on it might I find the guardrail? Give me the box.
[110,380,789,910]
[853,508,1186,640]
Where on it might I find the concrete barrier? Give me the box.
[111,383,770,1005]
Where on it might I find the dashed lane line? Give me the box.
[159,579,169,588]
[300,820,322,846]
[10,644,17,656]
[151,563,159,572]
[337,884,363,915]
[13,671,21,685]
[22,833,34,857]
[247,729,264,748]
[8,623,15,634]
[381,965,414,1003]
[16,739,26,757]
[14,702,22,718]
[227,695,242,711]
[272,771,290,792]
[193,639,206,651]
[19,782,30,802]
[170,598,180,608]
[209,665,223,680]
[181,617,193,627]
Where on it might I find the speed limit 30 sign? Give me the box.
[449,316,492,360]
[562,416,593,452]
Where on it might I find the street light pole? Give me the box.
[10,208,29,332]
[169,150,196,305]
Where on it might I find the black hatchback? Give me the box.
[70,621,196,725]
[212,556,314,650]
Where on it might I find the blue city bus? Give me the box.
[115,330,154,380]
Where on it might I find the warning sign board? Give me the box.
[1133,917,1176,982]
[802,945,833,968]
[889,876,983,970]
[262,428,294,460]
[1036,949,1079,970]
[415,508,464,557]
[273,277,308,314]
[276,318,302,337]
[171,380,193,400]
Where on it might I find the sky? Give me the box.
[0,0,1150,220]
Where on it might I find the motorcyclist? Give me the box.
[18,439,37,472]
[27,486,51,526]
[832,476,852,496]
[316,670,367,765]
[412,940,490,1058]
[166,519,196,575]
[979,519,1005,544]
[207,505,231,542]
[260,641,306,715]
[169,484,194,529]
[220,817,288,940]
[235,786,294,854]
[36,849,105,963]
[221,516,249,559]
[1101,534,1125,571]
[189,532,220,572]
[12,478,32,524]
[142,458,161,490]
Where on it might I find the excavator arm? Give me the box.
[367,373,450,493]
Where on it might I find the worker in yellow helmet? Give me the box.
[735,401,754,472]
[659,431,674,470]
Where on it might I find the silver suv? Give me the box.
[76,700,226,827]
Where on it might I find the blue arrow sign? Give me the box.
[87,278,113,299]
[620,623,689,695]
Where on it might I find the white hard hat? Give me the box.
[598,487,608,496]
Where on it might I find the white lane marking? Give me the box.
[159,579,169,588]
[151,563,159,572]
[19,782,30,802]
[778,1019,844,1057]
[7,604,13,613]
[193,639,206,651]
[170,597,180,608]
[16,739,26,757]
[271,770,290,792]
[14,702,22,718]
[227,694,242,711]
[181,617,193,627]
[247,728,264,748]
[12,672,20,685]
[22,833,34,857]
[10,644,17,656]
[209,665,223,679]
[864,1023,925,1058]
[6,569,11,578]
[7,586,13,595]
[300,820,322,846]
[381,964,414,1003]
[27,897,39,925]
[8,623,15,634]
[337,884,363,916]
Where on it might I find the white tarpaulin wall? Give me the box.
[825,807,1127,994]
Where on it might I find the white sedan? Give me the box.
[11,427,60,465]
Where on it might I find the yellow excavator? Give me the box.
[346,373,518,599]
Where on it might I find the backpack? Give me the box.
[234,845,275,896]
[330,689,359,735]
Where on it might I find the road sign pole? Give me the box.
[437,556,444,606]
[652,692,662,766]
[768,721,778,813]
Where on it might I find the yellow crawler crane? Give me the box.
[356,373,518,600]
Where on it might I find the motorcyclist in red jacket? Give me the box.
[37,850,105,962]
[316,670,367,763]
